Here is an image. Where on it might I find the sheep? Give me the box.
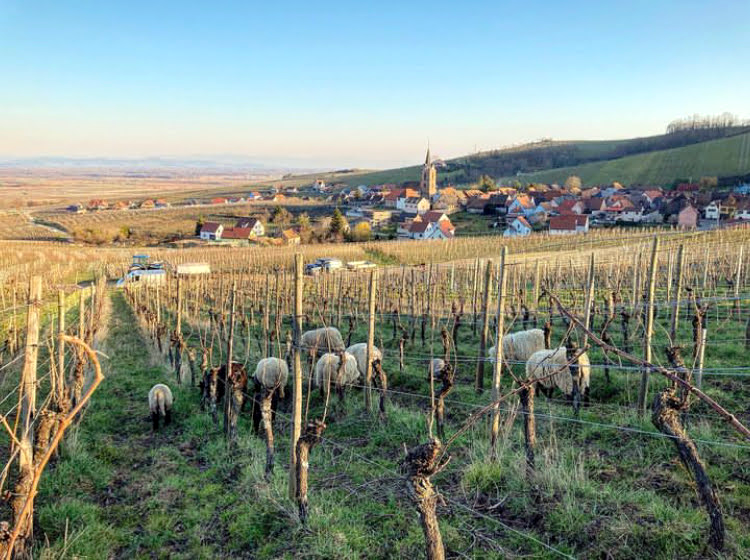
[525,346,591,412]
[148,383,173,431]
[313,351,359,401]
[254,357,289,397]
[345,343,383,378]
[251,358,289,434]
[252,357,289,479]
[487,328,546,367]
[427,358,445,380]
[301,327,345,354]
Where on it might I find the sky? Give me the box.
[1,0,749,169]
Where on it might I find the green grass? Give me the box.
[35,291,750,559]
[502,131,750,186]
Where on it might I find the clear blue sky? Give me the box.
[1,0,749,168]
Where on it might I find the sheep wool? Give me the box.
[148,383,173,430]
[301,327,345,353]
[313,352,359,390]
[345,343,383,377]
[525,347,591,396]
[254,358,289,398]
[488,328,545,365]
[429,358,445,378]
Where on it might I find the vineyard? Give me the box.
[0,227,749,559]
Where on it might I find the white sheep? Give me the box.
[345,343,383,378]
[525,347,591,403]
[428,358,445,378]
[313,351,359,399]
[301,327,345,354]
[148,383,173,431]
[253,357,289,398]
[487,328,546,366]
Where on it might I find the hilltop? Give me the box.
[297,126,750,188]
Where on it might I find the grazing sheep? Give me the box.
[313,351,359,400]
[148,384,173,431]
[301,327,346,354]
[345,343,383,378]
[254,357,289,397]
[525,347,591,408]
[428,358,445,378]
[487,328,546,366]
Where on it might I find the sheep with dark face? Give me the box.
[313,351,359,401]
[148,384,173,431]
[525,346,591,413]
[345,343,383,379]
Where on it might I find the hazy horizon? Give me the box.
[2,0,749,168]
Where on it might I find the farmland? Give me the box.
[0,226,749,559]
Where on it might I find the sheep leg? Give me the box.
[151,411,159,432]
[164,409,172,426]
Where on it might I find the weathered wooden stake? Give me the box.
[364,269,377,412]
[638,237,659,416]
[289,254,304,500]
[490,247,508,459]
[475,260,492,394]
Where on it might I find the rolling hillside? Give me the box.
[294,127,750,189]
[503,131,750,186]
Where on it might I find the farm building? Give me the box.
[678,205,699,228]
[235,217,265,237]
[504,216,532,237]
[200,222,223,240]
[280,229,301,245]
[549,215,589,235]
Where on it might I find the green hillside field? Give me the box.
[501,131,750,186]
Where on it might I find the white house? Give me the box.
[618,209,643,223]
[200,222,224,240]
[507,195,536,217]
[503,216,532,237]
[399,196,430,215]
[235,217,265,237]
[704,201,720,220]
[425,221,455,240]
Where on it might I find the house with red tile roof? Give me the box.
[549,215,589,235]
[199,222,224,240]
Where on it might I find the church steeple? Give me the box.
[420,143,437,200]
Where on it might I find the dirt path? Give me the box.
[38,292,251,559]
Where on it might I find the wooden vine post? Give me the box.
[289,254,304,500]
[582,253,595,349]
[364,269,377,412]
[56,289,65,408]
[519,383,536,480]
[669,244,685,343]
[13,276,41,556]
[174,275,183,383]
[490,247,508,459]
[475,259,492,394]
[638,237,659,416]
[223,280,237,442]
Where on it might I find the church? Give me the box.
[419,146,437,200]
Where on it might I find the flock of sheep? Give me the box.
[148,325,590,431]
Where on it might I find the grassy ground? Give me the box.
[35,292,750,559]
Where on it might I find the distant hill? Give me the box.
[501,131,750,186]
[314,126,750,188]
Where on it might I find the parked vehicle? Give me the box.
[116,268,167,288]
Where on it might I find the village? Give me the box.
[64,147,750,247]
